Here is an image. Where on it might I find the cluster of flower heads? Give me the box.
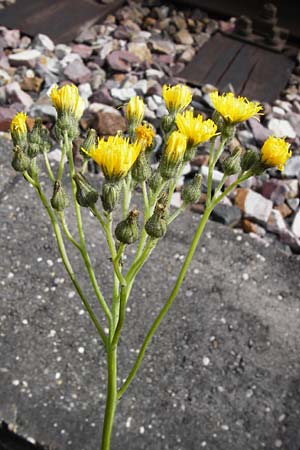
[9,83,291,184]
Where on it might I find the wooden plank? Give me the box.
[180,33,294,103]
[241,48,294,102]
[0,0,124,43]
[217,43,259,94]
[180,33,242,86]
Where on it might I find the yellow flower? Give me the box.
[10,112,27,136]
[10,112,28,146]
[162,84,192,114]
[135,123,155,149]
[164,131,187,163]
[126,96,144,127]
[175,110,218,147]
[210,91,263,123]
[50,84,85,120]
[85,135,142,180]
[260,136,291,171]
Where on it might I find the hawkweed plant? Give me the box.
[9,84,291,450]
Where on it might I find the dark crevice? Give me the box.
[0,422,47,450]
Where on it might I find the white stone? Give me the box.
[202,356,210,366]
[78,83,92,100]
[33,34,55,52]
[267,118,296,139]
[283,156,300,178]
[110,87,136,101]
[170,192,183,208]
[291,210,300,238]
[201,165,223,189]
[8,49,41,65]
[145,69,164,79]
[267,209,287,234]
[243,190,273,224]
[272,106,285,118]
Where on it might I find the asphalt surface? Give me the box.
[1,137,300,450]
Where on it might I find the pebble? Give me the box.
[8,49,41,68]
[235,188,273,225]
[267,118,296,139]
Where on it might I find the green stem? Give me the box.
[43,151,55,183]
[101,347,117,450]
[23,172,107,346]
[117,205,213,399]
[167,204,186,225]
[63,133,112,323]
[205,137,216,206]
[57,139,66,181]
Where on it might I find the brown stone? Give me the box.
[21,76,43,93]
[191,154,209,167]
[274,203,292,218]
[242,219,258,234]
[190,203,205,214]
[94,110,126,137]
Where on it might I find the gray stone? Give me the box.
[283,156,300,178]
[201,165,223,189]
[55,44,72,60]
[211,204,242,226]
[78,83,93,101]
[64,59,91,84]
[33,34,55,52]
[287,198,300,211]
[267,118,296,139]
[248,118,272,144]
[90,69,106,91]
[150,39,176,55]
[0,27,20,48]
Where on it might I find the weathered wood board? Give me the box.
[0,0,124,43]
[179,33,295,102]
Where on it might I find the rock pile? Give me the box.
[0,0,299,252]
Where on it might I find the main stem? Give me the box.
[101,346,117,450]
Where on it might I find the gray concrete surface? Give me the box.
[1,137,300,450]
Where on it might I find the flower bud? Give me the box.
[148,170,163,193]
[182,174,202,204]
[101,181,121,213]
[80,129,97,160]
[159,131,187,180]
[145,193,168,239]
[222,147,242,175]
[10,112,28,148]
[240,149,260,172]
[183,144,197,163]
[161,115,176,135]
[212,110,225,132]
[55,114,79,141]
[115,209,139,244]
[131,151,152,182]
[73,172,99,207]
[11,146,31,172]
[51,180,69,211]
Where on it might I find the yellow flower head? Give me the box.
[135,123,155,149]
[210,91,263,124]
[162,84,192,114]
[175,110,218,147]
[260,136,291,171]
[50,84,85,120]
[164,131,187,164]
[10,112,27,136]
[85,135,142,181]
[126,96,145,127]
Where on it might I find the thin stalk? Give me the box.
[23,172,107,346]
[43,151,55,183]
[118,204,213,399]
[63,133,112,323]
[101,347,117,450]
[205,137,216,206]
[57,139,66,181]
[59,212,81,250]
[167,204,186,225]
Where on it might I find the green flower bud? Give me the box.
[51,180,69,211]
[73,172,99,208]
[115,209,139,244]
[149,170,163,193]
[28,119,51,157]
[182,174,202,204]
[240,149,260,172]
[212,110,225,132]
[101,181,121,213]
[55,113,79,141]
[161,114,176,135]
[11,146,31,172]
[222,147,242,175]
[131,151,152,182]
[183,144,197,163]
[145,193,168,239]
[80,129,97,160]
